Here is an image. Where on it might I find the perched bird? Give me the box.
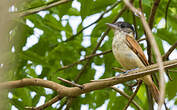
[106,22,159,103]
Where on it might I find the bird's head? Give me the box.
[106,22,135,35]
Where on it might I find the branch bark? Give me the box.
[66,0,121,41]
[147,0,161,64]
[15,0,72,17]
[1,59,177,97]
[25,95,63,110]
[163,41,177,60]
[123,81,142,110]
[111,86,143,110]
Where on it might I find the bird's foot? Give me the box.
[117,73,125,76]
[124,68,139,74]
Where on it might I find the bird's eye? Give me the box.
[120,24,126,28]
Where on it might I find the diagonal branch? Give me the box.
[56,50,112,72]
[162,41,177,60]
[66,0,122,41]
[147,0,161,64]
[132,13,138,40]
[25,95,63,110]
[123,81,142,110]
[58,77,83,89]
[123,0,165,109]
[15,0,72,17]
[148,0,161,29]
[165,0,172,28]
[111,86,143,110]
[64,98,73,110]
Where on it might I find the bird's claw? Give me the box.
[124,68,139,74]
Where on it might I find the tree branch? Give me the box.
[112,67,126,72]
[66,0,122,41]
[58,77,83,89]
[132,13,138,40]
[25,95,63,110]
[15,0,72,17]
[123,81,142,110]
[147,0,161,64]
[64,98,73,110]
[111,86,143,110]
[1,59,177,97]
[163,41,177,60]
[165,0,172,28]
[56,50,112,72]
[148,0,160,29]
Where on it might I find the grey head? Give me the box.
[106,22,135,34]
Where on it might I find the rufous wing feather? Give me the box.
[126,35,160,103]
[126,35,149,66]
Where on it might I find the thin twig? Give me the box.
[162,41,177,81]
[64,98,73,110]
[163,41,177,60]
[74,61,90,82]
[162,41,177,82]
[147,0,161,64]
[168,70,177,72]
[137,38,146,42]
[165,69,175,81]
[139,0,143,11]
[57,77,84,89]
[56,50,112,72]
[123,0,165,109]
[132,13,138,40]
[165,0,172,28]
[145,85,154,110]
[148,0,161,29]
[112,67,126,72]
[25,95,63,110]
[65,0,122,41]
[165,69,173,81]
[123,81,142,110]
[111,86,143,110]
[15,0,72,17]
[58,98,67,110]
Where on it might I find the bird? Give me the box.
[106,21,159,103]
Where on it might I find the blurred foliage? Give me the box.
[3,0,177,109]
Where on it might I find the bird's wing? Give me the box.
[126,35,149,66]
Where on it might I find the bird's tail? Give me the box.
[148,82,160,103]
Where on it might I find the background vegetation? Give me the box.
[1,0,177,109]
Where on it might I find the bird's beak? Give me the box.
[106,23,117,29]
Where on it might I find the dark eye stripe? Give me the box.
[116,22,135,32]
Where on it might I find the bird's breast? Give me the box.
[112,34,144,70]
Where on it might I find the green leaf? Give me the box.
[50,2,72,18]
[80,0,94,20]
[155,29,177,45]
[12,88,32,107]
[155,36,165,55]
[68,7,80,16]
[166,72,177,100]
